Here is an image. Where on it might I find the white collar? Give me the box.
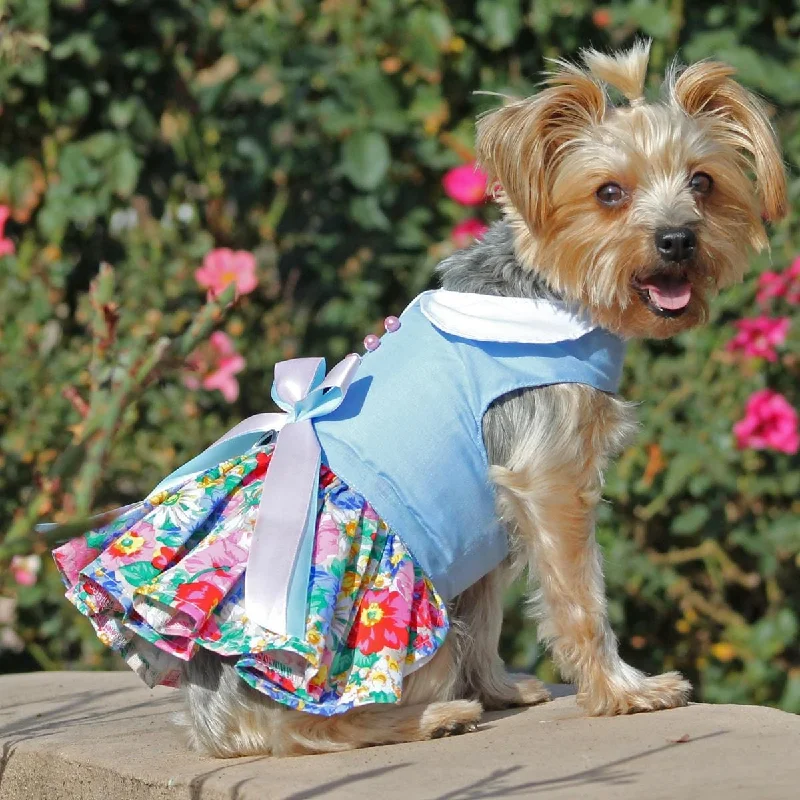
[414,289,597,344]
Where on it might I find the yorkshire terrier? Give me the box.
[182,42,786,755]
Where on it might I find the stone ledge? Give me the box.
[0,671,797,800]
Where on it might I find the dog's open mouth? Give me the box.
[633,273,692,318]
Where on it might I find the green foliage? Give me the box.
[1,0,799,710]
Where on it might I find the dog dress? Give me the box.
[52,290,625,716]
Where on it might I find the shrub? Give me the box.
[1,0,799,708]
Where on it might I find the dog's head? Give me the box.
[476,41,787,338]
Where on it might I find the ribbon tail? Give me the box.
[39,413,288,539]
[244,420,320,636]
[151,412,288,496]
[35,502,143,536]
[284,451,320,639]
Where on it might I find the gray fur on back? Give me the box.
[437,221,559,301]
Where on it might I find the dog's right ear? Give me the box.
[476,65,606,231]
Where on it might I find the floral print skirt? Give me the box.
[52,444,449,716]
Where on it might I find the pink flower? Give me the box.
[184,331,246,402]
[733,390,799,455]
[52,537,101,586]
[393,558,414,600]
[181,532,247,576]
[313,516,342,562]
[451,218,489,248]
[0,205,15,257]
[442,163,488,206]
[11,554,41,587]
[756,258,800,306]
[726,316,791,362]
[195,248,258,297]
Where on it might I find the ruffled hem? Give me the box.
[52,446,449,716]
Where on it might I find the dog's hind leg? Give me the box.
[275,636,482,755]
[182,637,482,757]
[451,569,551,710]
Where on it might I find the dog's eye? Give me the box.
[689,172,713,195]
[596,183,627,207]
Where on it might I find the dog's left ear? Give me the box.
[671,61,787,222]
[476,67,606,231]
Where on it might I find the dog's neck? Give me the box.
[437,220,560,302]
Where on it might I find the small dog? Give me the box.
[182,42,786,756]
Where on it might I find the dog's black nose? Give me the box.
[654,227,696,262]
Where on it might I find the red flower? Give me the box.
[151,546,178,571]
[442,163,488,206]
[451,218,489,249]
[347,589,409,655]
[413,631,432,651]
[592,8,612,28]
[175,581,224,614]
[271,672,296,692]
[319,465,337,488]
[0,205,15,257]
[756,258,800,306]
[199,615,222,642]
[726,316,790,362]
[107,532,146,558]
[411,579,445,631]
[733,389,799,455]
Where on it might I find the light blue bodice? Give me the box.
[314,298,626,601]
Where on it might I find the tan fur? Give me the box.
[582,39,651,102]
[490,384,689,714]
[451,570,551,710]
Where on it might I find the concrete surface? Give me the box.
[0,672,798,800]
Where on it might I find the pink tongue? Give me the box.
[643,280,692,310]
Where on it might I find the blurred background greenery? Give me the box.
[1,0,799,711]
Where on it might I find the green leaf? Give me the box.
[477,0,522,50]
[65,85,91,119]
[340,131,390,191]
[349,196,390,231]
[671,505,710,536]
[83,132,119,159]
[118,562,161,587]
[86,531,110,550]
[157,532,186,548]
[108,98,139,129]
[69,194,98,225]
[37,203,68,242]
[59,145,100,187]
[780,673,800,713]
[107,148,140,198]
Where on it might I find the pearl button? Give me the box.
[363,334,381,352]
[384,315,401,333]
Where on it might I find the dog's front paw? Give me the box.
[579,668,691,716]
